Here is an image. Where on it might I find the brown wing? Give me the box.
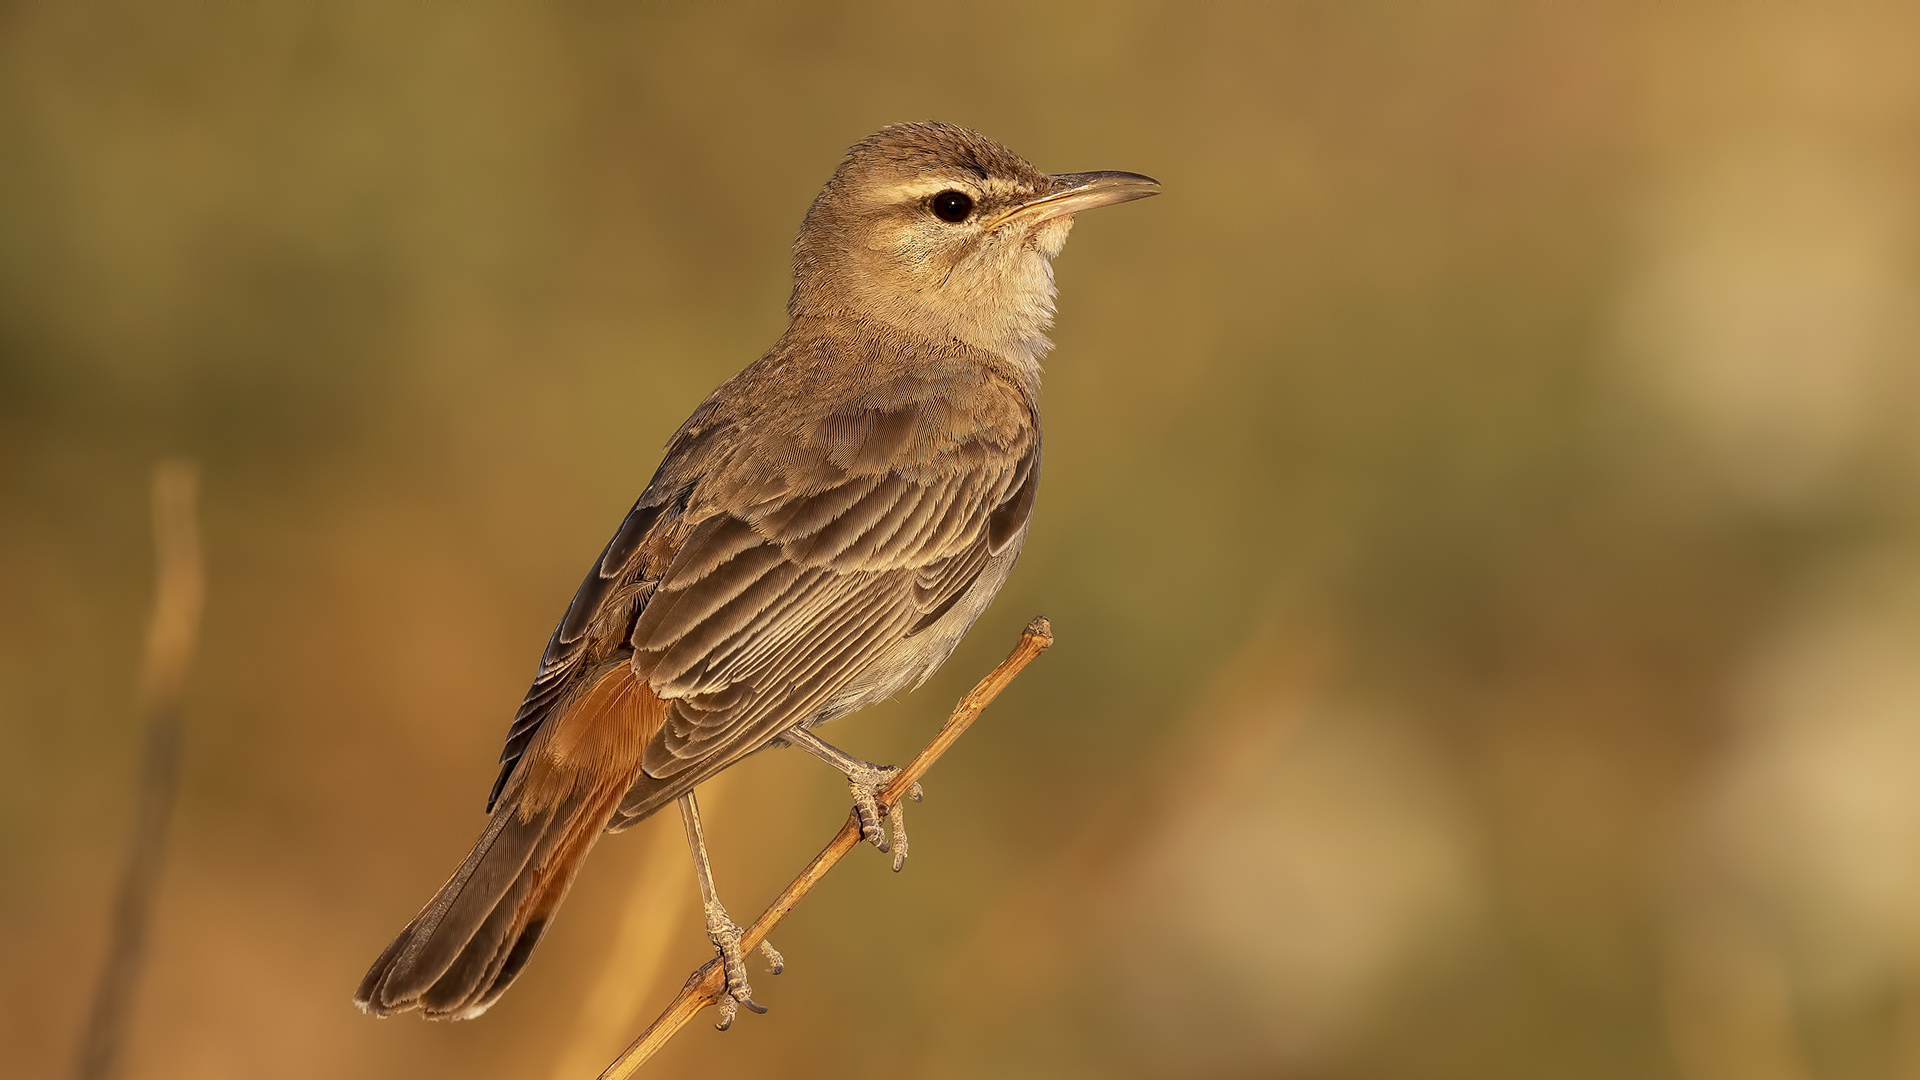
[616,412,1038,821]
[487,393,1038,817]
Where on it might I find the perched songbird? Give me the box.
[354,122,1158,1026]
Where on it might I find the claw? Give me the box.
[888,800,910,871]
[785,731,930,869]
[712,984,767,1030]
[704,905,778,1030]
[850,783,889,850]
[844,763,926,867]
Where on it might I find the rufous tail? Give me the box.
[354,661,659,1020]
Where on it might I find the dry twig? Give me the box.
[598,616,1055,1079]
[74,461,204,1080]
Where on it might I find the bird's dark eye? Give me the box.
[930,190,974,223]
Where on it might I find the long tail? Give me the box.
[354,662,660,1020]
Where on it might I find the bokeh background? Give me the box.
[6,3,1920,1078]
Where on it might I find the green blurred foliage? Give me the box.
[6,3,1920,1079]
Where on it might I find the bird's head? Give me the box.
[789,122,1159,368]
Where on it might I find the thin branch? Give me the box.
[75,461,205,1080]
[598,616,1055,1079]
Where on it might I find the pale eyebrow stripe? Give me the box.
[873,176,1030,204]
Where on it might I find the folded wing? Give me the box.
[489,392,1039,828]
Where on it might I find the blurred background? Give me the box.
[5,3,1920,1078]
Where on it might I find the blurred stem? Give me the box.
[597,616,1055,1079]
[74,461,204,1080]
[546,786,707,1080]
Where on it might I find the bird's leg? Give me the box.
[780,727,923,872]
[676,791,781,1030]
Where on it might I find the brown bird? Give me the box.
[353,122,1158,1026]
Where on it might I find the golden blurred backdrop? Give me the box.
[5,3,1920,1078]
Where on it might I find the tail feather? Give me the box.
[462,779,628,1014]
[354,794,581,1019]
[354,661,662,1020]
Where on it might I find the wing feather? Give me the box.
[487,364,1040,821]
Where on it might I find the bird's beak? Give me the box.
[991,170,1161,230]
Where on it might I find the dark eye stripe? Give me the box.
[931,190,974,223]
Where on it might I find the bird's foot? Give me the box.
[844,761,923,872]
[702,903,782,1030]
